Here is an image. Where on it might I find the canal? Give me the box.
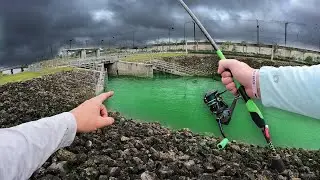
[104,75,320,150]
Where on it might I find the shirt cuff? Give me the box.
[259,66,277,107]
[58,112,77,148]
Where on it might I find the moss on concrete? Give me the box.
[122,53,187,62]
[0,66,74,85]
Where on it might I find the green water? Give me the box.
[105,75,320,150]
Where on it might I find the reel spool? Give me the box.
[204,90,240,149]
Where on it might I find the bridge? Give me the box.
[60,47,104,59]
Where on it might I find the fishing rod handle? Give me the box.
[238,85,266,128]
[217,49,266,128]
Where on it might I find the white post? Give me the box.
[185,40,188,54]
[271,45,274,61]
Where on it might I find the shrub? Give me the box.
[305,56,313,63]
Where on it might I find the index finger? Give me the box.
[95,91,114,103]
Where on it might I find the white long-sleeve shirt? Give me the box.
[0,64,319,180]
[259,64,320,120]
[0,112,77,180]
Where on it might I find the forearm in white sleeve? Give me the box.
[0,112,77,180]
[259,64,320,119]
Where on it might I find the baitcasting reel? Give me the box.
[204,90,240,149]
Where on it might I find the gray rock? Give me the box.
[281,169,294,177]
[86,140,93,148]
[299,166,311,173]
[133,156,144,165]
[300,172,316,179]
[121,136,130,142]
[230,145,240,151]
[293,155,303,167]
[56,149,77,162]
[184,160,195,170]
[203,163,215,173]
[146,159,155,169]
[98,165,109,174]
[159,151,175,161]
[199,173,215,180]
[48,161,67,174]
[134,140,144,149]
[109,167,120,177]
[141,171,158,180]
[84,167,99,178]
[98,175,109,180]
[147,129,154,136]
[38,174,61,180]
[158,165,174,177]
[178,155,190,160]
[150,147,160,159]
[244,172,255,180]
[277,175,287,180]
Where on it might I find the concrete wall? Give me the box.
[107,61,153,78]
[95,63,106,95]
[150,42,320,62]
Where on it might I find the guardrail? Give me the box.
[28,56,119,72]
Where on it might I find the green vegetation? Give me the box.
[122,53,186,62]
[305,56,313,63]
[221,41,232,51]
[0,66,74,85]
[189,50,215,54]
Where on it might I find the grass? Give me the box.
[0,66,74,85]
[122,52,187,62]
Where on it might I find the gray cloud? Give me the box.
[0,0,319,66]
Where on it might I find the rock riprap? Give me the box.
[0,69,319,180]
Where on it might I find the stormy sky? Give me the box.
[0,0,319,66]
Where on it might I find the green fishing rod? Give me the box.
[177,0,285,172]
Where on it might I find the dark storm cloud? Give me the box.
[0,0,319,66]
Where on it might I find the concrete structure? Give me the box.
[61,47,103,59]
[95,63,106,95]
[0,66,26,75]
[107,61,153,78]
[150,59,207,76]
[28,55,119,72]
[151,42,320,62]
[95,49,100,57]
[80,49,86,59]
